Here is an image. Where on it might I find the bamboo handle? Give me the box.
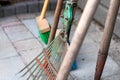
[56,0,100,80]
[40,0,50,20]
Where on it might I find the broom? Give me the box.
[36,0,50,44]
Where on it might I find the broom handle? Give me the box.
[40,0,50,20]
[48,0,64,43]
[94,0,120,80]
[56,0,100,80]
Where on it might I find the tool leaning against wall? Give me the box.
[18,0,78,80]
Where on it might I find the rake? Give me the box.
[18,32,74,80]
[18,0,77,80]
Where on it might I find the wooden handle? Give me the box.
[56,0,100,80]
[40,0,50,20]
[94,0,120,80]
[48,0,64,43]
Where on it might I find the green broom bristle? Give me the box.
[38,29,50,44]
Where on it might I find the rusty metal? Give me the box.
[94,0,120,80]
[94,54,107,80]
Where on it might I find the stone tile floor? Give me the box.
[0,9,120,80]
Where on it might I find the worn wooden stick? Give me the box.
[48,0,64,43]
[56,0,100,80]
[94,0,120,80]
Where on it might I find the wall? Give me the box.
[77,0,120,38]
[0,0,56,17]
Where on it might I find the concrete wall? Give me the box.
[77,0,120,38]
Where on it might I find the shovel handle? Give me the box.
[40,0,50,20]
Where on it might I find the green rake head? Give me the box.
[18,32,75,80]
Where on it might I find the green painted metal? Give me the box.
[62,1,73,34]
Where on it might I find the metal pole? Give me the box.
[94,0,120,80]
[56,0,100,80]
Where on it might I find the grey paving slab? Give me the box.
[0,28,18,59]
[108,41,120,66]
[0,56,25,80]
[4,25,34,42]
[94,5,107,26]
[4,25,28,33]
[103,72,120,80]
[19,47,43,64]
[22,19,39,38]
[13,39,43,52]
[100,0,110,8]
[114,17,120,38]
[0,16,18,24]
[0,16,21,27]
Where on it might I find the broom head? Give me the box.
[36,16,50,33]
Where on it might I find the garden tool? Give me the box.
[18,33,74,80]
[18,0,77,80]
[94,0,120,80]
[56,0,100,80]
[36,0,50,44]
[63,0,78,70]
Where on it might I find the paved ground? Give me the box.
[0,9,120,80]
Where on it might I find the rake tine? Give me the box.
[18,59,36,74]
[21,62,36,77]
[26,65,40,80]
[36,58,55,80]
[36,66,46,80]
[21,54,45,77]
[35,69,44,80]
[28,56,48,79]
[36,57,50,80]
[33,67,41,80]
[35,51,56,80]
[47,34,60,49]
[18,50,45,74]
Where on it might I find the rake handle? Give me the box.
[56,0,100,80]
[40,0,50,20]
[94,0,120,80]
[48,0,64,43]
